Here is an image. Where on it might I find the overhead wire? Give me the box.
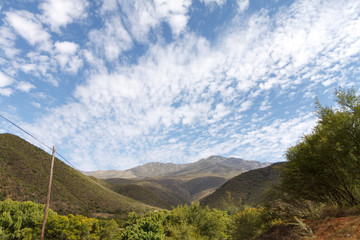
[0,113,79,171]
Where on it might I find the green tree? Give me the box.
[280,88,360,206]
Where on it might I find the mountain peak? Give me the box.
[86,156,270,179]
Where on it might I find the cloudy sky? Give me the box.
[0,0,359,171]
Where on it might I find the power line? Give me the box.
[0,113,53,151]
[0,113,79,171]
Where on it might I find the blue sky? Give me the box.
[0,0,359,171]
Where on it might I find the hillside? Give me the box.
[0,133,152,217]
[86,156,270,209]
[86,155,270,179]
[200,162,285,208]
[104,176,227,209]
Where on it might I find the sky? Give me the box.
[0,0,359,171]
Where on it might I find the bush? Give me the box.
[230,206,279,240]
[280,88,360,206]
[0,199,121,240]
[121,202,230,240]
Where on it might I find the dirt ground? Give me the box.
[258,215,360,240]
[305,215,360,240]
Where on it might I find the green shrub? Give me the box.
[230,206,280,240]
[121,212,165,240]
[121,202,230,240]
[0,199,121,240]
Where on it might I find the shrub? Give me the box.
[230,206,280,240]
[121,202,230,240]
[0,199,121,240]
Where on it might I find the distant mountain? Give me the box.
[86,155,270,179]
[104,175,228,209]
[0,133,153,217]
[90,156,270,209]
[200,162,285,208]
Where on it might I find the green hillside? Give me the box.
[105,176,227,209]
[0,133,153,217]
[105,178,190,209]
[200,162,285,208]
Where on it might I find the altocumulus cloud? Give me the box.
[0,0,359,171]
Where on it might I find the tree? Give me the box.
[280,88,360,206]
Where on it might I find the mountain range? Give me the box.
[85,156,270,209]
[85,155,270,179]
[0,133,277,213]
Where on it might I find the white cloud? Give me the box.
[200,0,227,6]
[259,98,271,111]
[0,71,13,88]
[40,0,89,31]
[0,88,13,97]
[115,0,191,41]
[5,11,51,51]
[55,41,78,54]
[0,71,13,97]
[199,0,249,12]
[236,113,317,162]
[21,51,58,86]
[54,41,82,73]
[0,26,19,58]
[21,0,360,170]
[154,0,191,36]
[237,0,250,12]
[16,81,35,93]
[238,100,253,112]
[32,102,41,108]
[88,15,133,62]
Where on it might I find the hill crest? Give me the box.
[85,155,270,179]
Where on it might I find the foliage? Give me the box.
[201,163,284,209]
[0,199,46,239]
[0,197,283,240]
[262,187,327,220]
[121,211,166,240]
[230,206,278,240]
[280,88,360,206]
[121,202,230,240]
[0,199,122,240]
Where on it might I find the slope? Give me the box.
[200,162,285,208]
[0,133,152,217]
[104,175,228,209]
[86,155,270,179]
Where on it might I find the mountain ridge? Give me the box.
[85,155,270,179]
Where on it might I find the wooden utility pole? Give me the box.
[41,146,56,240]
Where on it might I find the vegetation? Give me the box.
[0,199,279,240]
[104,178,189,209]
[121,202,280,240]
[280,88,360,206]
[105,176,227,209]
[0,199,121,239]
[259,88,360,239]
[2,88,360,239]
[201,163,284,208]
